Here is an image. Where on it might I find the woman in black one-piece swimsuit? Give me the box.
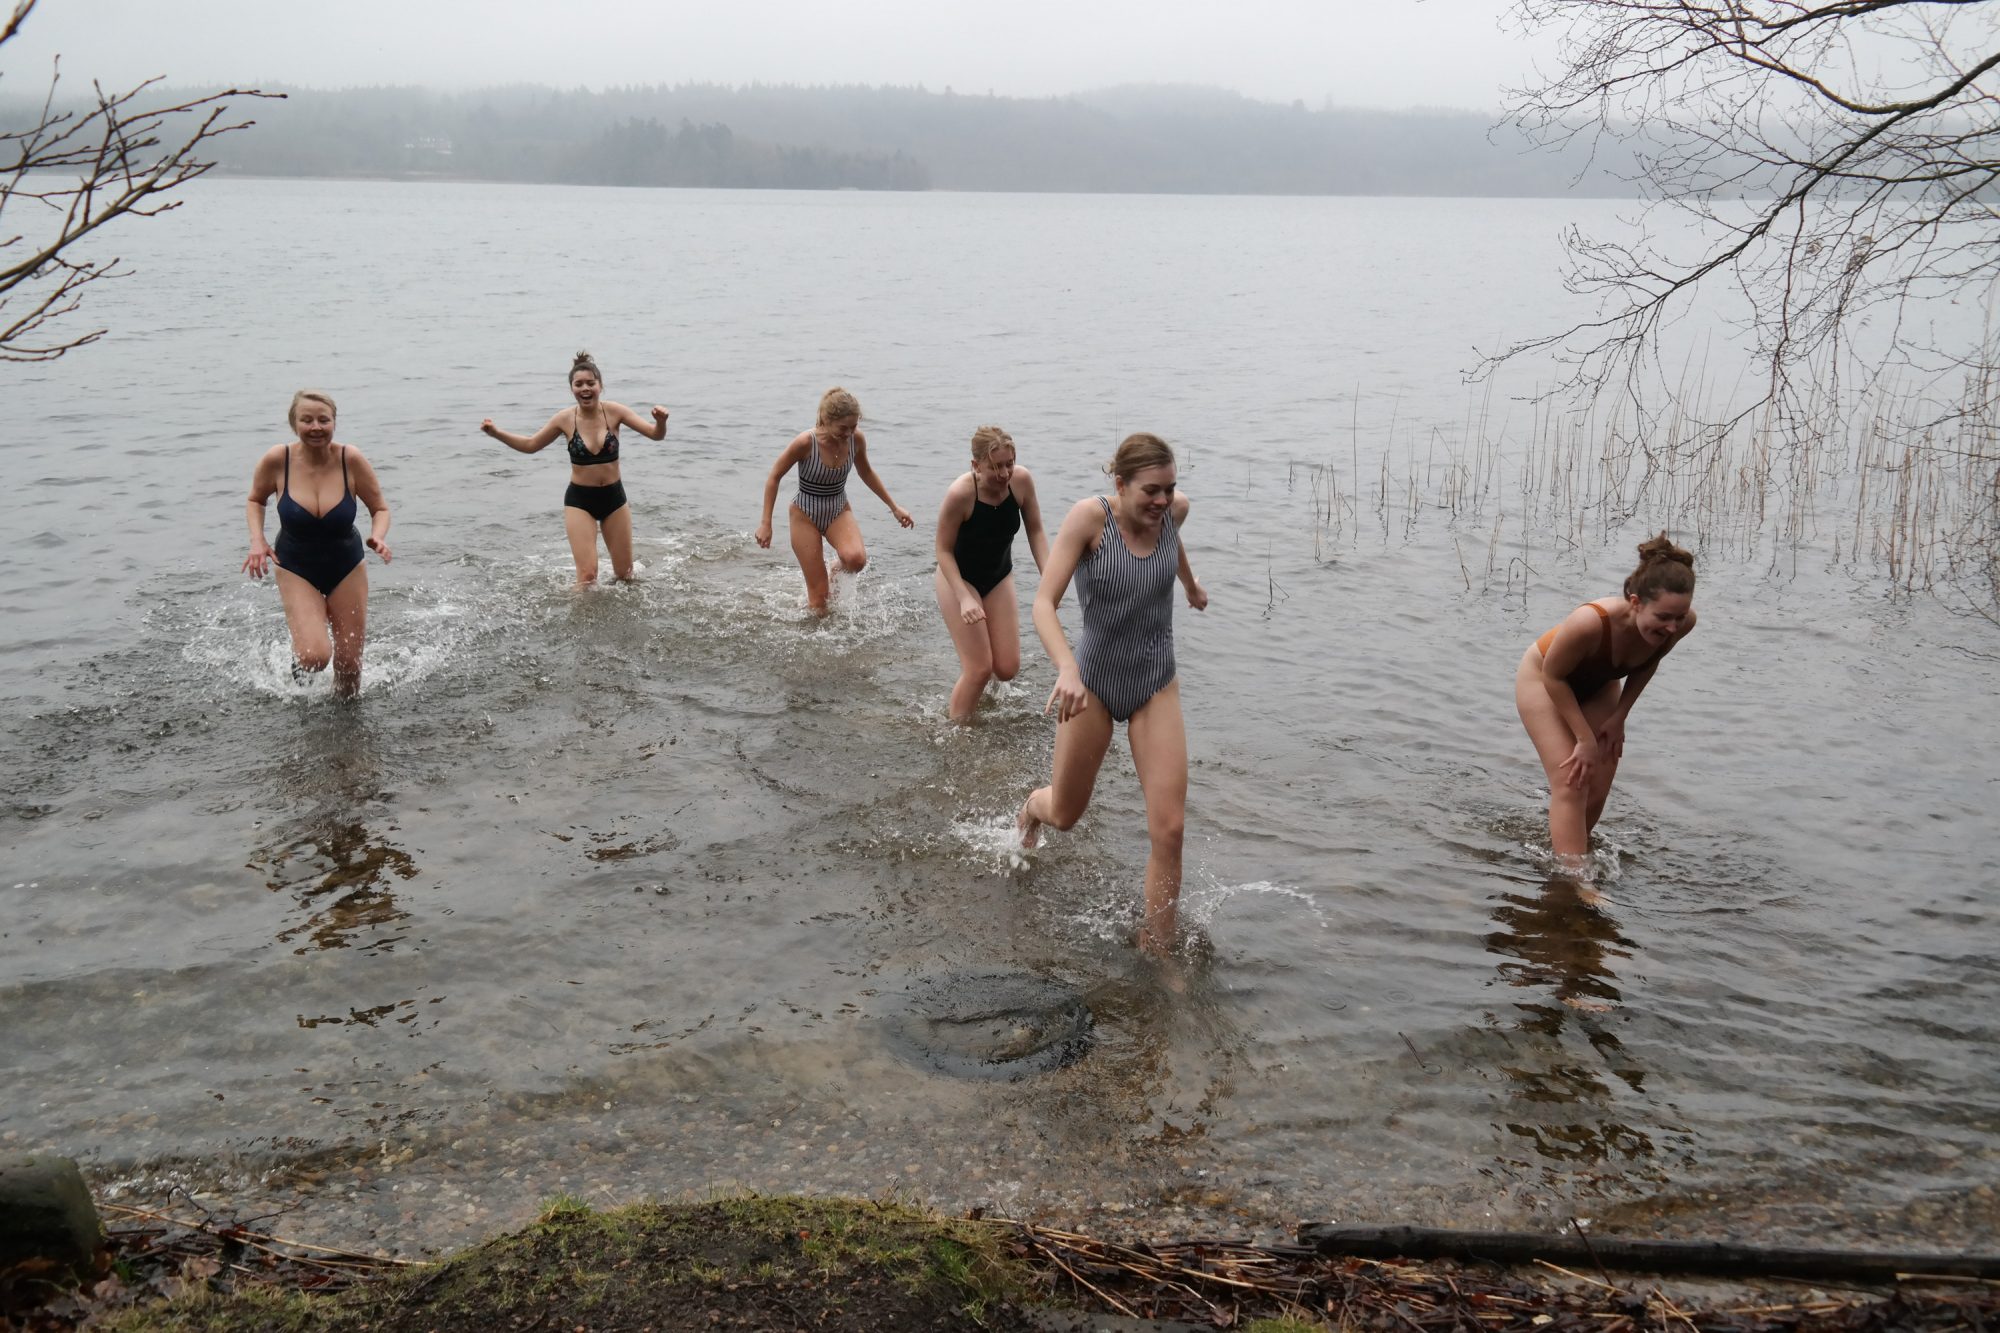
[932,425,1049,723]
[479,350,669,587]
[242,390,393,697]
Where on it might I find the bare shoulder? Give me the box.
[1010,466,1039,497]
[1170,491,1192,524]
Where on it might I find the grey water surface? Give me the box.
[1,180,1995,1255]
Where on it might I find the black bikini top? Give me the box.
[568,409,620,467]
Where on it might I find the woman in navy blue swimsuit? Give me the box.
[933,425,1049,723]
[480,351,670,587]
[242,390,393,697]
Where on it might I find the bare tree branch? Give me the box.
[1484,0,2000,445]
[0,0,279,360]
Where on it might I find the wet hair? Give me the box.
[1104,432,1174,482]
[569,350,602,385]
[288,390,336,427]
[969,425,1014,462]
[1624,531,1696,601]
[817,386,861,425]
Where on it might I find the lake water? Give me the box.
[2,180,1996,1256]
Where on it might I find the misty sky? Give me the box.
[4,0,1545,111]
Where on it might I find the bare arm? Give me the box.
[608,399,670,441]
[1013,468,1051,572]
[1602,608,1696,746]
[346,446,394,563]
[1170,493,1206,609]
[852,434,914,528]
[480,411,567,453]
[756,434,811,546]
[934,474,982,623]
[241,446,283,578]
[1034,498,1104,722]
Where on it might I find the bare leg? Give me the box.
[275,568,334,675]
[563,505,600,587]
[324,562,370,698]
[935,568,995,723]
[1126,679,1189,955]
[788,505,830,615]
[1514,646,1620,863]
[600,503,636,581]
[982,574,1022,683]
[1019,691,1113,848]
[824,507,867,574]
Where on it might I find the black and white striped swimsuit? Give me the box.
[791,430,853,534]
[1074,496,1179,723]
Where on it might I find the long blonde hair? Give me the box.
[817,386,861,425]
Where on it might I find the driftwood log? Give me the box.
[1298,1223,2000,1282]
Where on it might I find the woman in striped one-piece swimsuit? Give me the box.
[1017,433,1208,956]
[755,386,913,616]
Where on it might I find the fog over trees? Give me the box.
[7,81,1636,195]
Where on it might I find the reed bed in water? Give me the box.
[1291,366,2000,618]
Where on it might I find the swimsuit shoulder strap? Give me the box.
[282,443,292,493]
[340,445,351,493]
[1588,601,1612,657]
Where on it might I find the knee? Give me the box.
[991,652,1021,682]
[294,646,332,673]
[840,549,868,574]
[1148,807,1186,850]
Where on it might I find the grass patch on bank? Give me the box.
[98,1194,1034,1333]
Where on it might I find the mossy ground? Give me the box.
[93,1194,1039,1332]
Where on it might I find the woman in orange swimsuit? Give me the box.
[1515,533,1697,870]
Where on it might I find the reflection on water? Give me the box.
[1485,874,1655,1165]
[261,822,418,957]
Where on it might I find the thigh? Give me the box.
[1048,693,1115,819]
[823,507,865,566]
[274,569,332,652]
[981,574,1022,675]
[788,505,827,571]
[599,503,635,570]
[325,563,370,650]
[1126,678,1189,811]
[563,505,601,577]
[1515,648,1579,780]
[934,568,993,672]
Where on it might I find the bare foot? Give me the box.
[1016,795,1042,850]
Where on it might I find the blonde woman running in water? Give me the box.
[755,387,912,615]
[934,425,1050,722]
[1017,433,1207,955]
[479,350,669,587]
[1516,533,1697,874]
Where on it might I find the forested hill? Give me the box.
[147,82,1637,195]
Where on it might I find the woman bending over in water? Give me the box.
[1515,532,1697,871]
[1017,433,1208,955]
[755,387,913,615]
[479,350,669,587]
[934,425,1050,722]
[242,390,392,697]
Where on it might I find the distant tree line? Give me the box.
[3,81,1639,195]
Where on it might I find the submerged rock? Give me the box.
[885,969,1094,1080]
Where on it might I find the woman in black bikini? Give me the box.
[933,425,1049,723]
[242,390,392,698]
[480,351,669,587]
